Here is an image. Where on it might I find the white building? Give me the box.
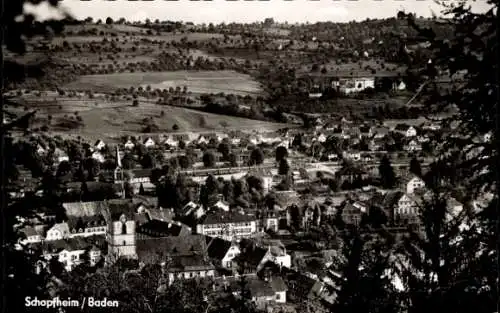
[41,238,103,271]
[395,193,419,217]
[45,223,70,241]
[405,176,426,195]
[196,211,258,242]
[405,126,417,138]
[316,133,327,143]
[333,77,375,94]
[124,140,135,150]
[18,226,44,246]
[143,137,156,148]
[94,140,106,151]
[91,151,105,163]
[165,136,179,147]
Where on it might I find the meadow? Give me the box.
[9,92,287,142]
[63,70,263,96]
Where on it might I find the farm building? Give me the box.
[301,69,407,94]
[332,77,375,94]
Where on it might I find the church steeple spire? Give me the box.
[116,146,122,168]
[114,146,125,199]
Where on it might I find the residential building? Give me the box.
[143,137,155,148]
[234,239,276,274]
[394,125,417,138]
[404,139,422,152]
[369,126,390,139]
[165,135,179,148]
[136,235,215,282]
[196,211,257,241]
[221,275,287,310]
[206,237,240,269]
[316,133,327,143]
[94,140,106,151]
[124,139,135,150]
[18,225,45,245]
[404,176,426,195]
[257,211,279,233]
[91,151,105,163]
[45,223,70,241]
[53,148,69,164]
[37,236,105,271]
[340,201,368,226]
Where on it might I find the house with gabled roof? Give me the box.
[18,225,45,246]
[164,135,179,147]
[124,139,135,150]
[218,274,287,310]
[340,200,369,226]
[143,137,156,148]
[53,147,69,164]
[206,237,240,269]
[35,236,106,271]
[45,222,70,241]
[91,151,105,163]
[369,126,390,139]
[36,143,48,155]
[136,235,215,282]
[402,175,426,195]
[233,239,273,274]
[94,140,106,151]
[404,139,422,152]
[370,191,421,226]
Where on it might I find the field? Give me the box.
[63,70,263,96]
[9,93,288,142]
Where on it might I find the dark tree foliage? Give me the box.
[393,3,498,313]
[332,230,400,313]
[203,150,216,168]
[409,156,423,177]
[275,146,288,162]
[249,148,264,166]
[278,158,290,176]
[378,155,396,189]
[2,3,72,312]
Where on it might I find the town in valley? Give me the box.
[3,2,497,313]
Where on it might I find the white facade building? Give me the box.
[333,77,375,94]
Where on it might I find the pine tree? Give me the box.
[391,3,499,313]
[409,156,422,177]
[379,156,396,189]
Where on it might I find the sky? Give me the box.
[26,0,492,24]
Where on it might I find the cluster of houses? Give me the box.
[118,131,291,152]
[13,114,493,312]
[17,193,294,308]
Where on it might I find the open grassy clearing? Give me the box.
[14,95,290,142]
[64,70,263,96]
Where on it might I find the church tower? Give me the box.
[108,212,136,259]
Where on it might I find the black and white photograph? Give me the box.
[2,0,498,312]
